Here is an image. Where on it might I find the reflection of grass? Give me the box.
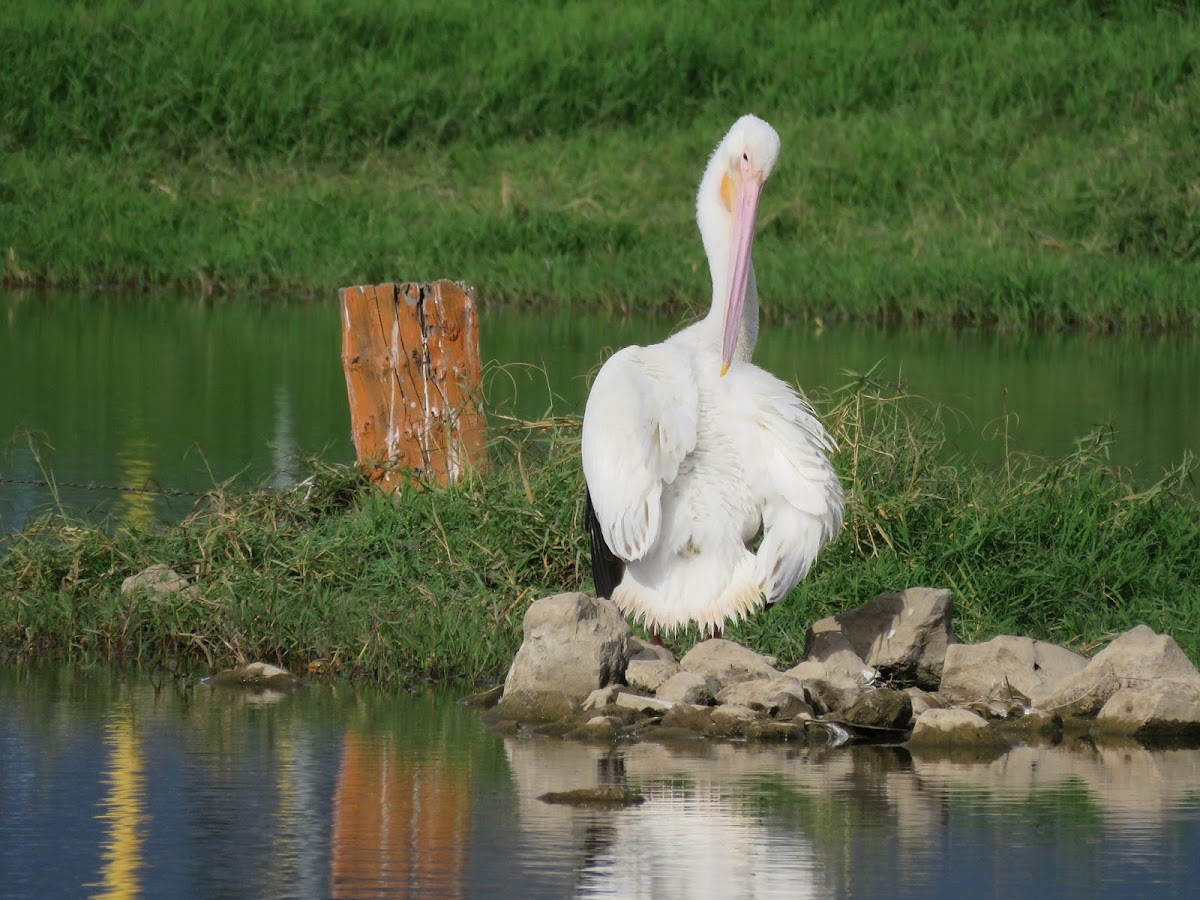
[738,764,1105,896]
[947,781,1101,832]
[2,376,1196,682]
[2,1,1199,329]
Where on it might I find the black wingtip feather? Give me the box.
[585,488,625,600]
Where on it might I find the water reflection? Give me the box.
[2,666,1199,898]
[331,730,472,897]
[506,739,823,898]
[90,708,147,898]
[3,290,1199,534]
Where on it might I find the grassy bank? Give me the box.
[2,1,1199,328]
[2,380,1196,685]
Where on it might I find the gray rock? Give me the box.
[460,684,504,709]
[492,690,580,723]
[679,639,781,689]
[839,688,913,730]
[122,564,198,598]
[1094,682,1200,738]
[905,688,946,720]
[716,676,810,718]
[582,686,622,710]
[805,587,956,688]
[748,721,805,741]
[940,636,1087,703]
[963,699,1028,721]
[626,657,680,693]
[995,708,1063,741]
[708,704,763,737]
[908,708,1009,752]
[711,703,761,721]
[658,703,714,733]
[205,661,300,690]
[615,692,675,713]
[657,671,720,705]
[785,649,877,714]
[502,592,631,703]
[1030,625,1200,718]
[566,716,621,741]
[629,637,677,662]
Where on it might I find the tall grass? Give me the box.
[2,380,1195,685]
[1,0,1198,326]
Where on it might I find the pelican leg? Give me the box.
[650,628,665,647]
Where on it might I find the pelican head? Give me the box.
[696,115,782,375]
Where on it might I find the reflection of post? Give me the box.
[117,435,157,529]
[339,281,487,495]
[90,707,146,898]
[331,731,472,897]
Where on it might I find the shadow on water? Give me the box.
[2,664,1199,898]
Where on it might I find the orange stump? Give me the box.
[339,281,486,494]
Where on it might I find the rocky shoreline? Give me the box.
[471,588,1200,751]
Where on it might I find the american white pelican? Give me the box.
[581,115,844,638]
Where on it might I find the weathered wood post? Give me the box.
[339,280,487,494]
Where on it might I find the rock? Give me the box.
[805,587,956,688]
[501,593,631,704]
[627,658,681,693]
[565,716,621,741]
[582,703,647,727]
[582,686,622,710]
[940,636,1087,703]
[708,704,763,737]
[538,787,645,807]
[122,564,199,599]
[1094,682,1200,738]
[629,637,677,662]
[205,662,301,690]
[838,688,913,730]
[615,692,674,713]
[460,684,504,709]
[1030,625,1200,718]
[657,671,719,705]
[963,699,1027,721]
[995,708,1064,742]
[716,676,810,719]
[679,639,781,688]
[905,688,946,720]
[801,719,854,747]
[747,721,805,741]
[660,704,714,732]
[493,690,580,723]
[711,703,761,722]
[907,708,1009,752]
[785,649,877,713]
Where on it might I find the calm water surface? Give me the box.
[1,665,1199,899]
[2,290,1198,532]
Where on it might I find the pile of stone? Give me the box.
[477,588,1200,750]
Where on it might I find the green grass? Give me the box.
[2,0,1199,328]
[2,378,1196,685]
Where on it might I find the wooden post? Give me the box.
[339,280,487,494]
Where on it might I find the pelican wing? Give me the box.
[581,344,699,562]
[728,367,844,603]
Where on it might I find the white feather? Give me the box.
[581,115,843,634]
[582,343,698,561]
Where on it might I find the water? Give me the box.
[2,665,1199,899]
[3,290,1198,533]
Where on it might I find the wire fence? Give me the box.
[0,477,208,497]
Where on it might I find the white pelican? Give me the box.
[581,115,843,638]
